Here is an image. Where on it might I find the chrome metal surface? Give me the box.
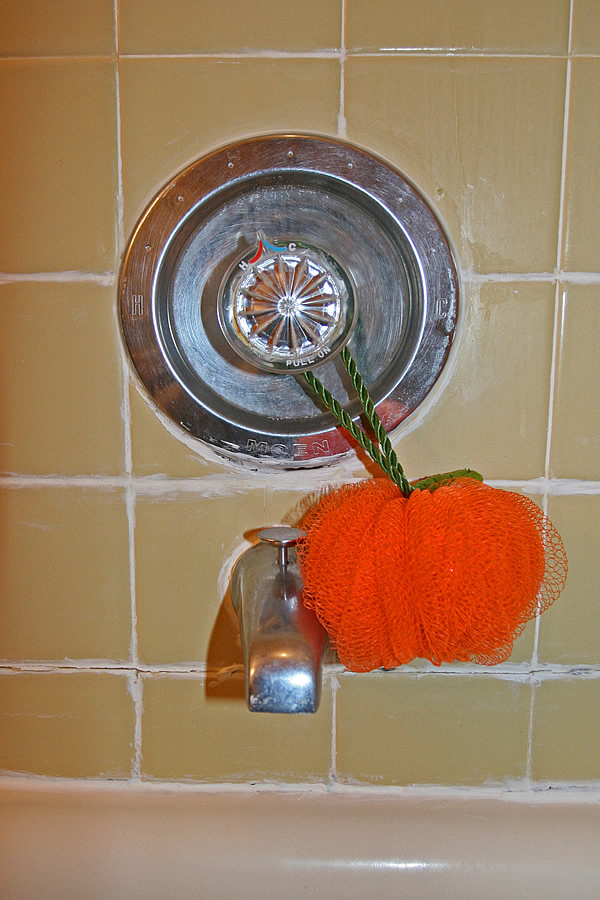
[257,526,305,546]
[257,526,305,568]
[230,527,326,714]
[120,135,459,467]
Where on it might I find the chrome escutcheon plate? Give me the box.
[119,135,459,468]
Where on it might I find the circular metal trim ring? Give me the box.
[119,135,458,468]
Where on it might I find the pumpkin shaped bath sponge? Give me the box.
[298,349,567,672]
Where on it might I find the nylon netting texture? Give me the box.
[297,478,568,672]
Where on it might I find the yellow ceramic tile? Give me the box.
[345,57,565,274]
[0,671,135,777]
[562,60,600,272]
[0,60,117,273]
[119,0,341,54]
[129,383,229,477]
[119,58,339,237]
[551,285,600,479]
[0,0,115,57]
[537,495,600,665]
[263,483,335,529]
[135,488,265,664]
[0,282,124,476]
[0,486,130,661]
[336,673,530,785]
[141,673,331,782]
[531,678,600,781]
[393,282,554,482]
[346,0,569,53]
[571,0,600,54]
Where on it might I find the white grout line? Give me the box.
[531,603,543,671]
[527,0,576,785]
[329,673,339,783]
[0,271,115,285]
[0,664,134,675]
[0,476,128,490]
[337,0,347,139]
[2,661,599,679]
[126,482,139,666]
[114,3,125,261]
[121,379,133,479]
[3,50,592,63]
[525,676,537,783]
[1,473,599,494]
[128,671,144,779]
[344,49,575,59]
[335,664,600,680]
[99,51,574,61]
[115,0,142,780]
[556,0,575,277]
[0,662,208,674]
[464,270,600,284]
[531,285,565,673]
[1,773,600,798]
[119,51,342,61]
[544,291,564,487]
[554,271,600,284]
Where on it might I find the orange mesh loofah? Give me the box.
[297,478,567,672]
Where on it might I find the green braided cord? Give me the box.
[302,369,406,489]
[340,347,412,496]
[303,348,412,496]
[410,468,484,492]
[303,349,483,496]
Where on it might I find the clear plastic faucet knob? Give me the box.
[218,235,356,373]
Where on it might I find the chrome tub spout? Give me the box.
[231,527,326,713]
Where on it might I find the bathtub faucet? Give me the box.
[230,527,327,713]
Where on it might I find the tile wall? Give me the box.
[1,0,599,789]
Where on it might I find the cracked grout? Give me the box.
[2,661,599,679]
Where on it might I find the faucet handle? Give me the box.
[258,527,306,569]
[258,526,305,546]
